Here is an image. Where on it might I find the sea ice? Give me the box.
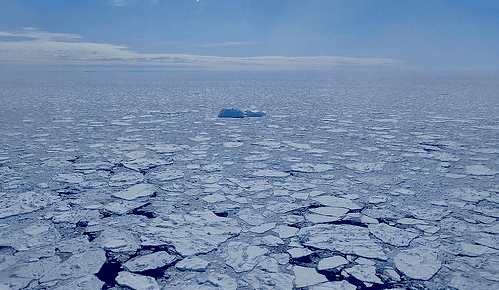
[252,169,289,177]
[394,247,441,280]
[317,256,349,270]
[244,269,294,290]
[313,196,362,210]
[275,225,299,239]
[310,206,349,218]
[344,264,382,284]
[204,273,237,290]
[293,266,328,288]
[124,251,177,272]
[150,169,185,181]
[291,163,332,173]
[141,211,241,256]
[112,183,157,200]
[368,223,420,246]
[310,281,357,290]
[466,165,498,176]
[250,222,276,234]
[287,247,313,258]
[344,162,385,173]
[175,256,210,272]
[297,224,387,260]
[224,241,269,273]
[0,191,55,219]
[115,271,160,290]
[109,171,144,187]
[53,173,84,183]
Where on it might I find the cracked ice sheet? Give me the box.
[141,211,241,256]
[297,224,387,260]
[224,241,269,273]
[368,223,420,247]
[0,191,56,219]
[124,251,177,272]
[394,247,441,280]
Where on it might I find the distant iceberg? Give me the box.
[218,108,266,118]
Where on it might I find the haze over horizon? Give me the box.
[1,0,498,70]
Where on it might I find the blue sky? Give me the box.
[1,0,498,70]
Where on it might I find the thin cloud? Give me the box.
[198,41,257,47]
[0,29,401,69]
[112,0,128,7]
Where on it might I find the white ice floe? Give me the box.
[238,208,266,226]
[141,211,241,256]
[123,158,171,171]
[223,141,244,147]
[448,275,499,290]
[201,163,222,172]
[344,162,385,173]
[368,223,420,247]
[280,182,316,191]
[252,169,289,177]
[450,188,490,202]
[202,193,226,203]
[466,165,498,176]
[291,163,333,173]
[458,242,498,256]
[244,269,294,290]
[112,183,157,200]
[104,200,148,215]
[344,264,382,284]
[176,256,210,272]
[109,171,144,187]
[97,228,140,252]
[306,214,343,224]
[203,273,237,290]
[257,257,279,272]
[250,222,276,234]
[368,195,389,204]
[293,266,328,288]
[150,169,185,181]
[287,247,313,258]
[313,196,362,210]
[259,235,285,246]
[115,271,160,290]
[124,251,177,272]
[394,247,441,280]
[52,275,104,290]
[224,241,269,273]
[317,256,349,270]
[275,225,299,239]
[298,224,387,260]
[310,281,357,290]
[0,191,55,219]
[145,143,184,153]
[40,247,106,285]
[310,206,349,218]
[53,173,84,183]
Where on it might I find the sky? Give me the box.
[0,0,498,70]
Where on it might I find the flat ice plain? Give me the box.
[0,70,498,289]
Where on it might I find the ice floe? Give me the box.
[123,251,177,272]
[112,183,157,200]
[293,266,328,288]
[297,224,387,260]
[1,71,498,289]
[394,247,441,280]
[115,271,160,290]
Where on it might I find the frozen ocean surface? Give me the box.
[0,70,498,289]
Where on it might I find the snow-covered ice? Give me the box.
[1,71,497,289]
